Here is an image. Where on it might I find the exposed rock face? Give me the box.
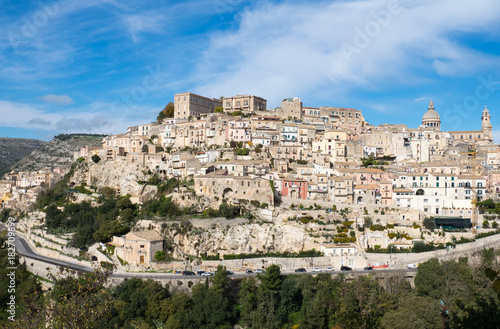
[71,159,156,198]
[9,135,103,172]
[161,222,317,258]
[0,137,45,174]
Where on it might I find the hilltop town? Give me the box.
[2,93,500,272]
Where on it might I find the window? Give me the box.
[140,245,144,248]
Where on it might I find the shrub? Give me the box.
[91,154,101,163]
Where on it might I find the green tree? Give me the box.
[91,154,101,163]
[380,296,442,329]
[47,269,114,328]
[258,264,282,294]
[211,265,229,295]
[423,217,436,231]
[238,278,258,327]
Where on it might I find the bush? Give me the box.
[91,154,101,163]
[155,250,166,261]
[369,225,386,231]
[423,217,436,231]
[100,261,114,270]
[236,148,250,155]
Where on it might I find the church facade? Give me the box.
[421,100,493,142]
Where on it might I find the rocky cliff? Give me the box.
[0,137,45,174]
[70,158,157,198]
[151,220,318,258]
[9,135,104,173]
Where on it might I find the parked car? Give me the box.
[407,264,418,269]
[364,266,374,271]
[226,270,234,275]
[91,256,98,262]
[340,266,352,271]
[311,267,322,272]
[294,268,307,273]
[182,271,196,276]
[197,270,206,276]
[325,267,334,271]
[201,272,212,276]
[245,269,253,274]
[255,269,264,273]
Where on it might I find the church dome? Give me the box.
[421,99,441,131]
[422,108,440,120]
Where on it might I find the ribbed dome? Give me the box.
[423,109,440,120]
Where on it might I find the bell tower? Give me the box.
[482,105,493,142]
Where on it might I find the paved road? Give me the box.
[2,224,417,280]
[1,223,94,273]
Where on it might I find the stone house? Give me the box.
[111,230,163,266]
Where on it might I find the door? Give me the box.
[140,255,144,264]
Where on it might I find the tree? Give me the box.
[215,106,223,113]
[239,278,258,327]
[142,144,149,153]
[380,296,442,329]
[482,220,490,228]
[91,154,101,163]
[423,217,436,231]
[46,269,114,328]
[211,265,229,295]
[157,102,174,123]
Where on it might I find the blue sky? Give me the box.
[1,0,500,141]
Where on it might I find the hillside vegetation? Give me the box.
[0,137,45,175]
[8,134,105,173]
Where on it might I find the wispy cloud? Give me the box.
[415,97,428,102]
[28,118,52,126]
[123,13,165,43]
[41,94,74,105]
[193,0,500,107]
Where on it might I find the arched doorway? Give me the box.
[416,189,424,196]
[222,188,233,198]
[357,196,363,205]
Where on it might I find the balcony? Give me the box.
[172,163,185,169]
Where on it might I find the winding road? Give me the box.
[1,224,417,280]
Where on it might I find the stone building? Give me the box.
[174,92,222,120]
[221,95,267,114]
[194,170,274,205]
[112,230,163,266]
[421,100,441,131]
[278,97,303,120]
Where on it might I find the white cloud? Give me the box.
[0,99,150,136]
[41,94,74,105]
[415,97,428,102]
[124,13,165,43]
[193,0,500,107]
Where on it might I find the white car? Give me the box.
[407,264,418,269]
[255,269,264,273]
[201,272,212,276]
[311,267,322,272]
[325,267,334,271]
